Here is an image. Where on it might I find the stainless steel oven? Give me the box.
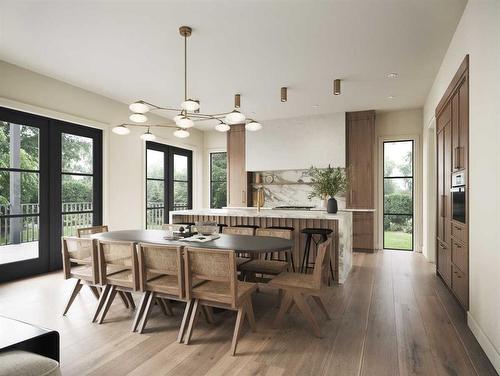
[451,171,466,223]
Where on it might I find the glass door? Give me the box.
[49,121,102,270]
[383,140,414,251]
[0,108,49,282]
[145,142,192,228]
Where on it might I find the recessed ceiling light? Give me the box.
[386,73,399,79]
[388,95,395,99]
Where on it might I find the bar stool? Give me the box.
[217,223,228,233]
[300,228,334,282]
[266,226,295,271]
[234,224,260,230]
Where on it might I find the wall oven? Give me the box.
[451,171,466,223]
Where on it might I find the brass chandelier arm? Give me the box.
[116,123,178,129]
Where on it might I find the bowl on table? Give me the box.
[195,221,219,236]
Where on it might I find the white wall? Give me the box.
[422,0,500,371]
[375,109,423,252]
[246,113,345,171]
[0,60,205,230]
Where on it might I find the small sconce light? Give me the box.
[281,87,287,102]
[333,79,341,95]
[234,94,241,109]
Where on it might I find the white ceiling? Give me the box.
[0,0,466,130]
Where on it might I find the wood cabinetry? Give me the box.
[346,110,375,252]
[435,55,469,310]
[227,124,248,207]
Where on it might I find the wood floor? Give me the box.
[0,251,497,376]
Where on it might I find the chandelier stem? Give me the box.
[184,34,187,101]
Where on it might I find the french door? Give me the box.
[0,107,102,282]
[146,141,192,228]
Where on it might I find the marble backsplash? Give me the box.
[254,169,346,209]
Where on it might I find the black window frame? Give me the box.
[146,141,192,228]
[209,152,227,209]
[382,139,414,251]
[0,106,103,282]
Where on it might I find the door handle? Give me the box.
[440,195,446,217]
[242,190,246,203]
[454,147,460,169]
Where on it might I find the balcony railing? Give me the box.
[146,203,189,229]
[0,202,94,245]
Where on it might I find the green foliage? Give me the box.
[210,153,227,208]
[384,193,413,234]
[308,165,347,200]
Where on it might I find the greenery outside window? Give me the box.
[210,152,227,209]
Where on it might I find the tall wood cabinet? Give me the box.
[436,55,469,309]
[346,110,376,252]
[227,124,248,207]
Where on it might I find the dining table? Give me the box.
[91,229,294,255]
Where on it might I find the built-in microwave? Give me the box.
[451,171,466,223]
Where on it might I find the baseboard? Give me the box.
[468,312,500,373]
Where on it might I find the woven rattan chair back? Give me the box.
[97,240,136,286]
[62,236,98,283]
[77,225,109,238]
[222,226,254,236]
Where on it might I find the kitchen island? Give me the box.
[170,208,352,284]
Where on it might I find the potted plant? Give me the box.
[308,165,348,213]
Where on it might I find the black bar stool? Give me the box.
[217,223,228,233]
[266,226,295,271]
[300,228,334,282]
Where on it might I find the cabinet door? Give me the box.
[346,112,375,209]
[437,240,451,285]
[437,129,445,241]
[444,121,452,245]
[459,76,468,170]
[452,93,460,171]
[352,212,374,250]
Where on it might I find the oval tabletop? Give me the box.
[91,229,293,254]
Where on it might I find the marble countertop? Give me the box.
[171,208,352,220]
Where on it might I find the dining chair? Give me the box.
[239,228,292,281]
[94,240,138,324]
[222,226,254,267]
[132,243,185,334]
[269,238,332,338]
[182,247,257,355]
[77,225,109,238]
[61,237,100,315]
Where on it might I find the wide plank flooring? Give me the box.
[0,251,497,376]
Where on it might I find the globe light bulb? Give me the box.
[129,113,148,123]
[112,125,130,135]
[173,128,190,138]
[245,120,262,131]
[129,101,150,114]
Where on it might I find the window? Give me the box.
[210,152,227,208]
[383,140,414,250]
[0,106,102,282]
[146,142,192,229]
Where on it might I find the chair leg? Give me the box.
[230,305,247,356]
[118,291,129,309]
[138,292,156,334]
[132,292,150,332]
[202,305,215,324]
[125,292,136,309]
[177,299,194,343]
[92,285,111,323]
[63,279,83,315]
[184,299,200,345]
[312,295,331,320]
[245,298,256,332]
[98,285,117,324]
[157,297,168,316]
[273,291,293,328]
[286,299,295,313]
[293,293,322,338]
[89,285,100,300]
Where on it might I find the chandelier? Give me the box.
[112,26,262,140]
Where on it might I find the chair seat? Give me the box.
[239,259,288,275]
[70,265,94,281]
[146,274,181,295]
[191,280,257,305]
[268,272,320,291]
[0,350,61,376]
[236,257,251,267]
[106,269,134,287]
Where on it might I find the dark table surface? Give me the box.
[92,229,293,254]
